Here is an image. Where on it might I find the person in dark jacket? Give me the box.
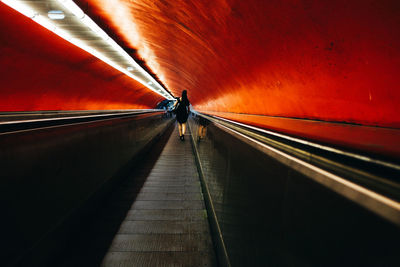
[174,90,190,141]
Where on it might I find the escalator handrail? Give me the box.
[191,111,400,226]
[193,111,400,171]
[0,109,165,134]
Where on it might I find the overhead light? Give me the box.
[106,38,126,55]
[33,15,56,32]
[48,10,65,20]
[58,0,108,41]
[2,0,36,18]
[55,28,72,41]
[2,0,174,100]
[81,15,109,40]
[57,0,84,19]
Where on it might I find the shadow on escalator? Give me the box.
[56,124,175,267]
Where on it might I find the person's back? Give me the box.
[175,90,190,141]
[176,98,188,115]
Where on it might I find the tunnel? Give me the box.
[1,0,400,266]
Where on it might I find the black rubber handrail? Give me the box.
[0,110,165,134]
[192,111,400,204]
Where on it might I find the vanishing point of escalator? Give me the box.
[59,123,217,266]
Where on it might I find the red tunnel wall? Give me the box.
[78,0,400,128]
[0,3,163,111]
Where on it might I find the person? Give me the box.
[197,115,209,142]
[174,90,190,141]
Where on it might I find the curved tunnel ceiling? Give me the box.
[0,2,164,111]
[72,0,400,128]
[1,0,400,156]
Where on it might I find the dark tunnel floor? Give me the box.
[59,123,217,267]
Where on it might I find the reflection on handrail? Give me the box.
[193,112,400,199]
[193,111,400,170]
[0,109,165,134]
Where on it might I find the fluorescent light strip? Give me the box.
[48,10,65,20]
[2,0,36,18]
[57,0,84,19]
[57,0,173,98]
[2,0,173,100]
[81,15,109,40]
[33,14,56,32]
[56,28,72,41]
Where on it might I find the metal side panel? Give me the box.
[0,111,173,266]
[188,114,400,267]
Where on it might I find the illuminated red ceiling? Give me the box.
[72,0,400,128]
[0,3,163,111]
[1,0,400,129]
